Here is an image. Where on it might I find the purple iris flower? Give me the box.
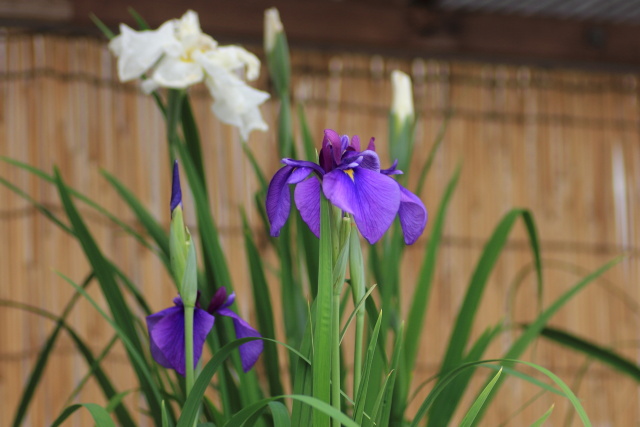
[146,287,263,375]
[266,129,427,244]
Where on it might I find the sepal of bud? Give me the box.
[264,8,290,96]
[180,241,198,307]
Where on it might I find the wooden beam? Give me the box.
[4,0,640,69]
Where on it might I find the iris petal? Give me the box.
[217,308,264,372]
[266,166,294,237]
[323,167,400,244]
[146,306,215,376]
[294,178,322,237]
[397,184,428,245]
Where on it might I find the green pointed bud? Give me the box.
[264,7,290,97]
[389,70,416,176]
[169,206,190,292]
[181,241,198,307]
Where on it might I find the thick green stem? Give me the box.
[184,305,195,394]
[349,225,366,396]
[331,291,341,427]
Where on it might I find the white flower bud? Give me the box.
[391,70,414,122]
[264,8,284,54]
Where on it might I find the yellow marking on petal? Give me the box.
[344,169,355,181]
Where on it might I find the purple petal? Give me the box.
[322,129,340,171]
[351,150,380,172]
[146,306,215,376]
[382,159,403,176]
[323,168,400,244]
[397,184,428,245]
[170,160,182,213]
[207,287,228,313]
[294,177,321,238]
[350,135,361,151]
[217,308,263,372]
[367,137,376,152]
[266,165,295,237]
[282,159,325,177]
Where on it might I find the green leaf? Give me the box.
[162,400,175,427]
[428,208,542,427]
[181,96,208,195]
[297,104,317,162]
[459,368,502,427]
[242,210,284,396]
[415,111,451,197]
[470,258,622,426]
[268,401,291,427]
[1,157,154,251]
[128,7,150,30]
[51,403,115,427]
[313,195,334,427]
[223,395,359,427]
[291,304,314,426]
[535,325,640,382]
[404,163,461,379]
[354,310,383,425]
[90,14,115,39]
[376,322,404,427]
[102,170,170,260]
[56,272,163,424]
[54,169,163,423]
[529,404,554,427]
[411,359,590,427]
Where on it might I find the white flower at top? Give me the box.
[109,10,270,140]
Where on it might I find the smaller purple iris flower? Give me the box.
[266,129,427,244]
[146,287,263,375]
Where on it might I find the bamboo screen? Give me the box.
[1,33,639,426]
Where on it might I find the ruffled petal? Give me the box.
[294,177,321,237]
[282,159,325,177]
[217,308,263,372]
[266,166,294,237]
[397,184,428,245]
[381,159,403,176]
[151,57,204,88]
[323,168,400,244]
[110,21,179,82]
[202,63,270,140]
[146,306,215,376]
[342,150,380,172]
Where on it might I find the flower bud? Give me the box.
[391,70,414,123]
[264,8,283,55]
[263,7,290,96]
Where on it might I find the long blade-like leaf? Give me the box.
[51,403,116,427]
[54,168,163,423]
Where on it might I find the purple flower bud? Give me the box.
[170,160,182,213]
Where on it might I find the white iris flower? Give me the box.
[109,10,269,140]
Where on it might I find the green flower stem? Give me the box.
[184,305,195,395]
[348,224,366,396]
[183,304,198,427]
[331,291,341,427]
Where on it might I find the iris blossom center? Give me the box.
[266,129,428,245]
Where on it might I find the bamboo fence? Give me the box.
[1,32,639,426]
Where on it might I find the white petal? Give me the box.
[152,57,204,88]
[204,46,262,81]
[176,10,203,50]
[112,21,179,82]
[141,79,160,94]
[205,75,270,140]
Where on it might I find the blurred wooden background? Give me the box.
[1,32,639,425]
